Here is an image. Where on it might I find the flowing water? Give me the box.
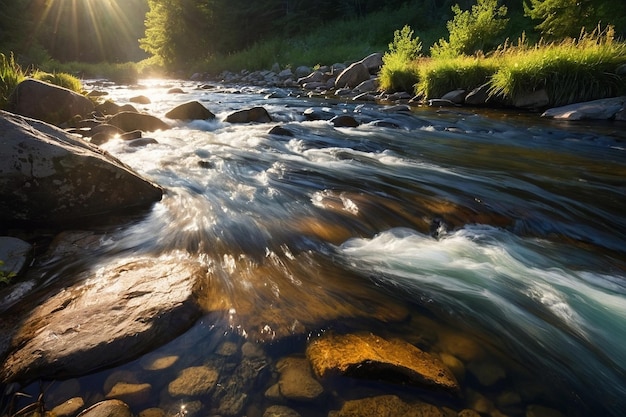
[6,80,626,416]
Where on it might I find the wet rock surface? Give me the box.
[76,400,132,417]
[306,332,459,392]
[8,79,94,125]
[0,111,163,226]
[0,233,205,383]
[165,101,216,120]
[168,366,219,397]
[328,395,445,417]
[541,96,626,120]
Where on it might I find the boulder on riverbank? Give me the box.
[8,78,94,126]
[0,111,163,226]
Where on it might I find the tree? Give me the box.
[141,0,215,67]
[524,0,626,39]
[431,0,509,57]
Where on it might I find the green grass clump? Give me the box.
[415,56,498,99]
[0,52,25,109]
[0,260,16,285]
[43,61,141,84]
[490,27,626,106]
[31,70,83,92]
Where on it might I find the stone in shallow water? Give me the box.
[51,397,85,417]
[168,366,219,397]
[106,382,152,407]
[140,354,179,371]
[263,405,302,417]
[138,408,165,417]
[0,247,205,383]
[276,357,323,402]
[328,395,444,417]
[467,359,506,386]
[306,332,459,392]
[76,400,132,417]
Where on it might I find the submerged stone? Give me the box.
[168,366,219,397]
[306,332,459,392]
[276,357,323,401]
[328,395,444,417]
[76,400,132,417]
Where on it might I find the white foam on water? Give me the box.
[337,225,626,370]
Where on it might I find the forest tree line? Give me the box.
[1,0,625,68]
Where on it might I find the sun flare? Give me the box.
[32,0,145,62]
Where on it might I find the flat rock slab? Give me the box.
[541,96,626,120]
[306,332,459,392]
[0,248,205,383]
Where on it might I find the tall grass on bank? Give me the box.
[415,56,498,99]
[31,70,83,92]
[379,26,626,107]
[0,53,25,109]
[490,27,626,106]
[43,61,141,84]
[379,25,423,93]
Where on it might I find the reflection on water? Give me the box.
[4,80,626,417]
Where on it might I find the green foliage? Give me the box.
[379,25,423,92]
[490,27,626,106]
[0,52,24,109]
[200,3,428,75]
[524,0,626,39]
[31,71,83,92]
[0,260,16,285]
[415,56,498,98]
[388,25,423,61]
[43,61,142,84]
[431,0,509,57]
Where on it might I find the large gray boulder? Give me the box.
[0,231,205,383]
[334,62,371,89]
[9,78,94,125]
[0,111,162,226]
[359,52,384,74]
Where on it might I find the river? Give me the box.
[7,80,626,417]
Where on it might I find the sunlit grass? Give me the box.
[489,28,626,106]
[379,26,626,107]
[0,52,25,109]
[31,70,83,92]
[415,56,498,99]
